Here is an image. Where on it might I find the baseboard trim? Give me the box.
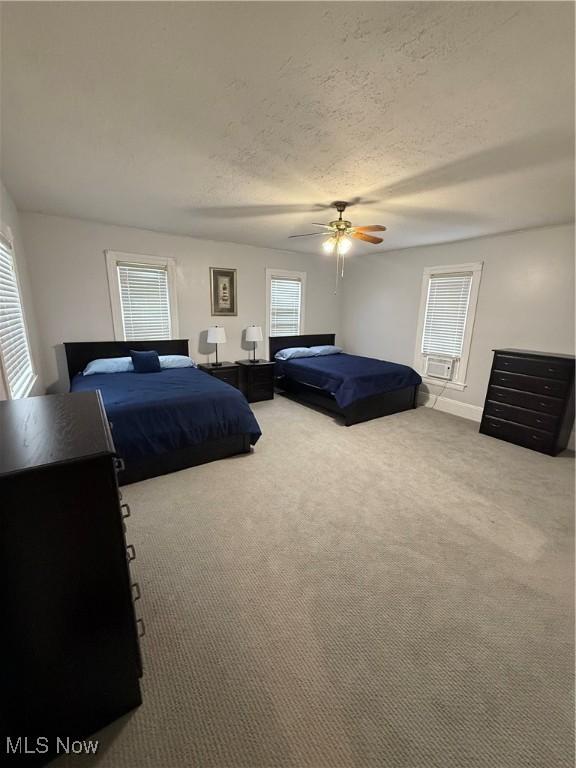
[418,392,483,422]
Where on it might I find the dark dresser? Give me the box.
[236,359,275,402]
[0,391,143,765]
[480,349,575,455]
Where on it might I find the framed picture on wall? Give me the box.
[210,267,237,316]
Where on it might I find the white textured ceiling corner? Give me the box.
[1,2,574,255]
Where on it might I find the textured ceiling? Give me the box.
[1,2,574,254]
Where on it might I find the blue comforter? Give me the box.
[71,367,261,462]
[275,353,421,408]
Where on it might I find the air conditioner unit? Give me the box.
[425,356,454,381]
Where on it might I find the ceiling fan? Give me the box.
[289,200,386,283]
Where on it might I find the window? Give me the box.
[0,232,36,398]
[422,273,472,357]
[106,251,178,340]
[266,269,306,337]
[414,263,482,390]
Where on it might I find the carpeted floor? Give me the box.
[56,397,574,768]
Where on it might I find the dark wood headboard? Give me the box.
[268,334,335,361]
[64,339,189,379]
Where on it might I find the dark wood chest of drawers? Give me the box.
[480,349,575,455]
[0,392,142,764]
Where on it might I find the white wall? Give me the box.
[0,180,44,397]
[341,224,575,415]
[20,212,339,392]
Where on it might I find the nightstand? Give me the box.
[236,359,275,402]
[198,362,240,389]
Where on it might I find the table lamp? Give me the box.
[207,326,226,367]
[245,325,263,363]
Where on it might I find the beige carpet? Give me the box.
[57,397,574,768]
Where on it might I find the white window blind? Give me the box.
[421,273,472,358]
[117,262,171,340]
[270,276,302,336]
[0,236,35,398]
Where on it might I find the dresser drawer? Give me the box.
[487,386,565,416]
[491,371,568,398]
[250,386,274,402]
[494,354,573,381]
[484,400,558,433]
[251,367,274,385]
[215,371,239,387]
[480,416,555,453]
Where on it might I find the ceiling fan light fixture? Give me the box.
[337,235,352,255]
[322,236,337,254]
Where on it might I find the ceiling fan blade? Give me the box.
[352,232,384,245]
[311,223,335,229]
[288,232,328,238]
[353,225,387,232]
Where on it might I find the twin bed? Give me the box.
[64,335,420,484]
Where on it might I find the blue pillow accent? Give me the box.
[130,349,161,373]
[159,354,197,369]
[274,347,316,361]
[309,345,343,356]
[83,357,134,376]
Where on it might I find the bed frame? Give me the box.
[63,340,252,485]
[269,334,418,427]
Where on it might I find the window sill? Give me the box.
[421,376,466,391]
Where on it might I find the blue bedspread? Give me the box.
[71,367,261,462]
[276,353,421,408]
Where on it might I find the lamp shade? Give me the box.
[207,326,226,344]
[245,325,263,343]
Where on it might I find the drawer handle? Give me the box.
[539,402,549,408]
[535,418,544,424]
[548,368,556,373]
[132,582,141,601]
[126,544,136,562]
[136,618,146,638]
[490,423,501,429]
[544,385,551,391]
[121,503,131,519]
[493,407,503,413]
[531,435,542,441]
